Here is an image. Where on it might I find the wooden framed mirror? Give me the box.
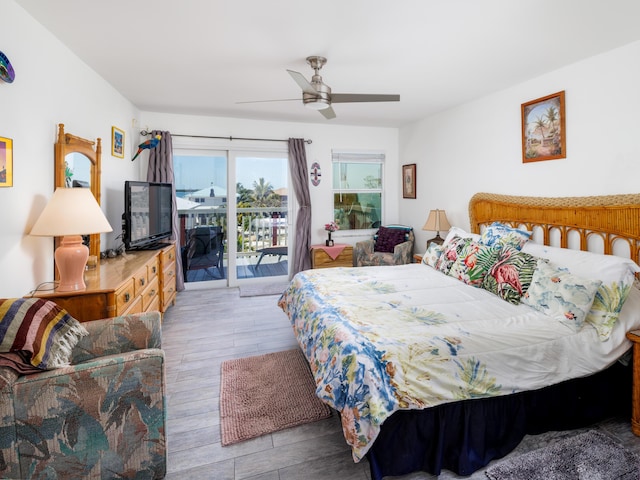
[54,123,102,261]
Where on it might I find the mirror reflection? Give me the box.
[64,152,92,188]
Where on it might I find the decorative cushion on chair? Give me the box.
[374,226,410,253]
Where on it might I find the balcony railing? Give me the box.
[178,205,288,253]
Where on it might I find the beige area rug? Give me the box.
[238,281,290,297]
[220,348,332,446]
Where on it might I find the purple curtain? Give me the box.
[147,130,185,291]
[288,138,311,276]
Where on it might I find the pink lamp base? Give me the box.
[55,235,89,292]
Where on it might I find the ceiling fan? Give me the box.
[239,56,400,119]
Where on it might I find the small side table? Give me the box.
[413,254,423,263]
[626,330,640,435]
[310,244,353,269]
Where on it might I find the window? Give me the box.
[332,151,384,230]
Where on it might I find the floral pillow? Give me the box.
[481,246,538,304]
[522,260,602,332]
[480,222,531,251]
[435,235,472,275]
[422,242,443,268]
[447,241,498,287]
[522,242,640,340]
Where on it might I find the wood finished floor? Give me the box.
[162,288,640,480]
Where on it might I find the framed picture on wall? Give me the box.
[112,126,124,158]
[521,91,566,163]
[0,136,13,187]
[402,163,416,199]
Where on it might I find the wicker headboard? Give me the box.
[468,192,640,265]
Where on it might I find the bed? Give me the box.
[278,192,640,478]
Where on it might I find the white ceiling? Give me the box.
[17,0,640,128]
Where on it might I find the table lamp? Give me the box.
[422,209,451,247]
[30,188,113,292]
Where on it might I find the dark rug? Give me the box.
[485,430,640,480]
[220,348,332,446]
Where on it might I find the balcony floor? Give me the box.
[185,258,288,283]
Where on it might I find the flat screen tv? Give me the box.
[123,181,173,250]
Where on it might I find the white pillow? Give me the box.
[521,242,640,340]
[443,226,481,247]
[522,260,602,332]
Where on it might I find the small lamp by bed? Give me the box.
[422,209,451,247]
[30,188,113,292]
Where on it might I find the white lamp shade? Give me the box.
[30,188,113,237]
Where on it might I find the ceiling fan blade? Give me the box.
[287,69,318,95]
[331,93,400,103]
[320,106,336,120]
[235,98,299,104]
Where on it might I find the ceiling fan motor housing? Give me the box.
[304,81,331,110]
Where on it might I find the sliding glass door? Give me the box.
[174,151,228,285]
[232,153,290,284]
[174,147,290,287]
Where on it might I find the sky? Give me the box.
[173,155,288,192]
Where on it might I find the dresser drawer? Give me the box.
[147,294,160,313]
[148,257,159,281]
[162,262,176,287]
[162,280,176,311]
[133,266,149,297]
[121,295,143,316]
[160,245,176,269]
[115,279,136,315]
[141,276,160,311]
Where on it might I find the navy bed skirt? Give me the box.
[367,360,632,479]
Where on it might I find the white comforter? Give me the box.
[278,263,640,461]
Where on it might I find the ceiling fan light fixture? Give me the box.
[304,98,331,110]
[303,89,331,110]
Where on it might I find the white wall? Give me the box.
[400,40,640,252]
[139,111,399,247]
[0,1,141,297]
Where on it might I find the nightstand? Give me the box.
[626,330,640,435]
[413,254,423,263]
[310,244,353,269]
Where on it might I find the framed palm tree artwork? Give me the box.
[521,91,566,163]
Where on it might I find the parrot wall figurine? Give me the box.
[131,134,162,162]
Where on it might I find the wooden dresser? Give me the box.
[30,243,177,322]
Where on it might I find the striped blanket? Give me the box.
[0,298,88,370]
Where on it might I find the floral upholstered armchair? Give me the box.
[0,298,166,480]
[355,225,415,266]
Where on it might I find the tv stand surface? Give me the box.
[29,243,177,322]
[128,241,171,251]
